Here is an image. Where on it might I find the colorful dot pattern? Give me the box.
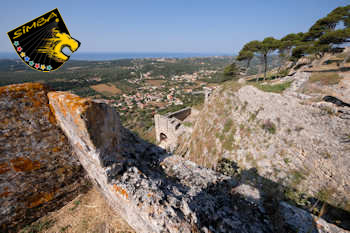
[13,41,54,71]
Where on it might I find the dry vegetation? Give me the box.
[145,79,166,86]
[20,187,134,233]
[309,72,343,85]
[254,81,293,94]
[91,83,122,96]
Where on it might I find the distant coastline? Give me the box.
[0,52,232,61]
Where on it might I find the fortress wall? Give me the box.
[166,107,191,121]
[154,114,169,142]
[0,83,89,232]
[154,111,188,151]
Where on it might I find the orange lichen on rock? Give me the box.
[51,147,60,153]
[0,83,51,115]
[0,187,11,198]
[27,192,54,208]
[48,103,57,125]
[0,83,45,96]
[56,167,66,176]
[48,92,91,131]
[0,162,11,174]
[0,190,12,198]
[10,157,41,172]
[113,184,129,200]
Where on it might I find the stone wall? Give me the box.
[154,107,191,151]
[166,107,191,121]
[0,83,89,232]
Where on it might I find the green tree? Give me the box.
[255,37,280,80]
[318,28,350,46]
[237,40,260,68]
[223,62,239,77]
[279,33,303,58]
[236,40,260,77]
[237,50,254,69]
[288,5,350,61]
[306,5,350,41]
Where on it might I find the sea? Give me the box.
[0,52,231,61]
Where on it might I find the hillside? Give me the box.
[1,82,348,233]
[175,51,350,229]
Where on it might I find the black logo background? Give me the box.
[7,8,71,72]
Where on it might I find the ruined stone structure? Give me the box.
[154,107,191,151]
[192,87,212,103]
[0,83,89,232]
[0,83,348,233]
[203,87,213,103]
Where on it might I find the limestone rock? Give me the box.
[183,81,350,213]
[48,91,276,233]
[280,202,349,233]
[1,83,348,232]
[0,83,89,232]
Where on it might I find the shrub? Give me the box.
[254,81,292,93]
[183,122,193,127]
[290,169,305,186]
[261,119,276,134]
[223,119,233,133]
[284,158,291,164]
[223,131,235,151]
[216,158,240,177]
[277,68,290,78]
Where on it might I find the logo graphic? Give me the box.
[7,8,80,72]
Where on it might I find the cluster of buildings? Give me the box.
[171,70,216,82]
[93,68,217,116]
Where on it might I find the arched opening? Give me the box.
[160,133,167,142]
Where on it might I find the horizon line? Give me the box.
[0,51,233,54]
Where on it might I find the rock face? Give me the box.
[2,83,348,232]
[48,91,271,232]
[179,72,350,218]
[279,202,348,233]
[0,83,89,232]
[48,90,350,233]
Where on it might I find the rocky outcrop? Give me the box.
[48,91,276,233]
[48,90,350,233]
[0,83,89,232]
[1,83,348,232]
[181,76,350,216]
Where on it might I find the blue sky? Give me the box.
[0,0,349,53]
